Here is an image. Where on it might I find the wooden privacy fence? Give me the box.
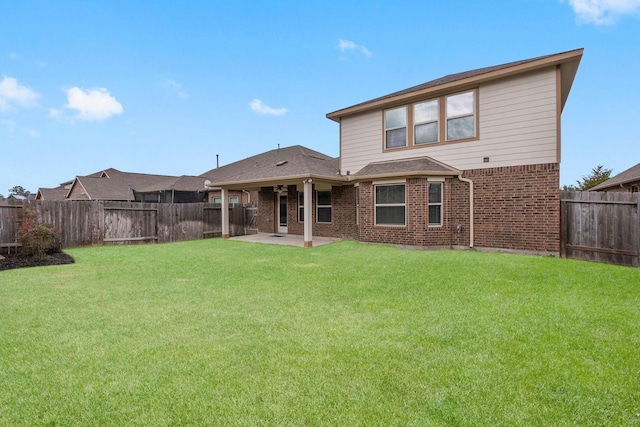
[0,200,257,250]
[561,191,639,267]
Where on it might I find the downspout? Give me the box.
[242,190,251,204]
[457,174,474,248]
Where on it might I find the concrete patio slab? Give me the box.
[229,233,340,247]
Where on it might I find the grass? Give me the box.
[1,239,639,426]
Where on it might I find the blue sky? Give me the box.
[1,0,639,195]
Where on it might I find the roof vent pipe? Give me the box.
[216,154,219,169]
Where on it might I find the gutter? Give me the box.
[457,174,474,248]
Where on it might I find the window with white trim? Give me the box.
[355,185,360,225]
[316,191,332,223]
[229,196,239,205]
[213,196,222,204]
[384,106,407,149]
[375,184,405,226]
[298,192,304,222]
[428,182,443,227]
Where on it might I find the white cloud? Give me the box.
[0,76,39,111]
[337,38,372,57]
[566,0,640,24]
[163,79,188,99]
[64,87,123,121]
[28,129,40,138]
[249,99,289,116]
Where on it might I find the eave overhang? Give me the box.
[206,173,348,190]
[326,48,583,122]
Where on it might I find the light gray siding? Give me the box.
[339,68,558,174]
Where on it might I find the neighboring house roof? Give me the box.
[327,48,583,121]
[201,145,342,188]
[353,157,461,181]
[590,163,640,191]
[66,168,205,201]
[36,187,69,200]
[135,175,208,193]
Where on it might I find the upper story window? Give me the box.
[384,107,407,149]
[383,89,477,151]
[414,99,439,144]
[446,91,475,141]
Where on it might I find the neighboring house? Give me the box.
[6,194,36,201]
[36,187,69,201]
[207,48,583,253]
[589,163,640,192]
[133,175,209,203]
[39,168,208,202]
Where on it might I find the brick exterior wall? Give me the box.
[286,185,359,240]
[357,163,560,253]
[256,185,359,239]
[358,178,465,247]
[464,163,560,252]
[254,163,559,253]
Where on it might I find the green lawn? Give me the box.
[1,239,639,426]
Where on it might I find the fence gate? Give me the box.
[245,205,258,234]
[560,191,640,267]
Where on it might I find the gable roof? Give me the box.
[36,187,69,201]
[353,157,460,181]
[202,145,343,188]
[589,163,640,191]
[327,48,583,122]
[66,169,205,201]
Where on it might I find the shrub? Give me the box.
[17,209,61,258]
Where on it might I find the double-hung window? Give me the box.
[428,182,443,227]
[298,192,304,222]
[316,191,332,223]
[446,91,475,141]
[384,107,407,149]
[414,99,439,144]
[375,184,406,226]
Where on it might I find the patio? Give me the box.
[229,233,340,248]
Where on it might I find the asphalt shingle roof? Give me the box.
[36,187,69,201]
[590,163,640,191]
[68,169,205,201]
[200,145,341,186]
[354,157,460,179]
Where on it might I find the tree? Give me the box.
[8,185,30,196]
[575,165,613,191]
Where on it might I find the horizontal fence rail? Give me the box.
[560,191,639,267]
[0,200,256,251]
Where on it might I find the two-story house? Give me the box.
[209,48,583,253]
